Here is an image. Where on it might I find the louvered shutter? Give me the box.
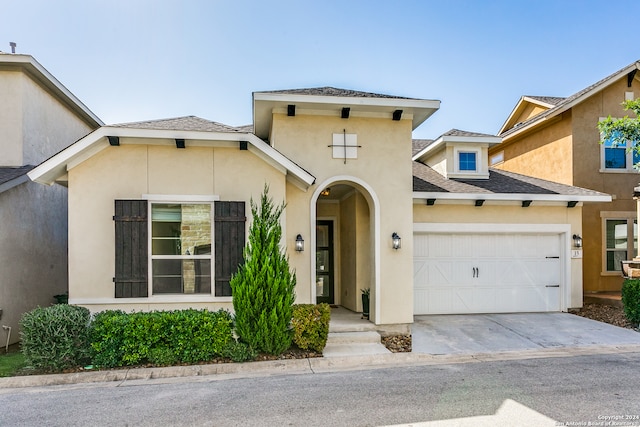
[214,201,246,297]
[113,200,148,297]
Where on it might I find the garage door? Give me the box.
[414,233,561,315]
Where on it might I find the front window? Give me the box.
[458,152,477,171]
[151,203,212,294]
[604,218,638,271]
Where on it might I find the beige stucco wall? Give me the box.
[413,203,584,308]
[0,70,94,167]
[68,143,286,312]
[492,112,574,186]
[274,113,415,325]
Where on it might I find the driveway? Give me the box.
[412,312,640,355]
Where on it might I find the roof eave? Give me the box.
[28,127,315,189]
[412,191,611,203]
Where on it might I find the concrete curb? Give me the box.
[2,344,640,389]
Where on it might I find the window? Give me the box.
[458,152,477,171]
[604,218,638,272]
[113,199,245,299]
[490,151,504,166]
[151,203,212,294]
[601,128,639,172]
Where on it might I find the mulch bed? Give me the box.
[569,303,639,331]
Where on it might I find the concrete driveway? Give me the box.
[412,312,640,355]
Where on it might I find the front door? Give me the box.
[316,220,334,304]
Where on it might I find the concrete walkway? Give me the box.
[323,306,391,357]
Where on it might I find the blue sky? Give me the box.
[1,0,638,139]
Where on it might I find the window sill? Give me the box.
[70,296,233,305]
[599,168,639,174]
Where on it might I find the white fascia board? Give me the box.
[503,63,640,140]
[28,126,315,188]
[413,191,612,203]
[522,96,557,109]
[1,54,103,127]
[442,135,501,145]
[253,92,440,110]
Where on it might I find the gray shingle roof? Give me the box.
[235,124,254,133]
[255,86,414,99]
[525,96,566,106]
[0,165,34,186]
[501,60,640,136]
[412,139,434,156]
[111,116,244,133]
[412,161,607,197]
[440,129,497,138]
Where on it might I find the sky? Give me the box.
[1,0,638,140]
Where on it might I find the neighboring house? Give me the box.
[489,60,640,294]
[28,88,607,330]
[0,53,102,344]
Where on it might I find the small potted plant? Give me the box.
[361,288,370,320]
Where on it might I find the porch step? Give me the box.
[323,331,391,358]
[329,320,378,333]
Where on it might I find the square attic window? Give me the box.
[458,152,477,171]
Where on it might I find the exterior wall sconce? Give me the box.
[392,232,401,250]
[572,234,582,248]
[295,234,304,252]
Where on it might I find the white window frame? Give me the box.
[599,117,640,173]
[454,146,480,174]
[601,212,638,275]
[144,195,228,302]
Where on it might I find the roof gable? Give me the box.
[500,60,640,138]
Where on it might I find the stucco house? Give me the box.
[0,53,102,344]
[488,60,640,295]
[28,87,608,331]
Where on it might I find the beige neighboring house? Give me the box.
[0,53,102,344]
[29,87,607,331]
[489,60,640,294]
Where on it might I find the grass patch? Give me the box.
[0,351,26,377]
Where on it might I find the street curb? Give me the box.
[2,344,640,389]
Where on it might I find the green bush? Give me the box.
[622,279,640,324]
[231,185,296,355]
[20,305,91,371]
[89,309,234,368]
[291,304,331,352]
[223,341,257,362]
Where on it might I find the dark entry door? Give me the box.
[316,220,334,304]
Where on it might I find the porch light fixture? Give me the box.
[295,234,304,252]
[392,232,401,250]
[572,234,582,248]
[320,188,331,197]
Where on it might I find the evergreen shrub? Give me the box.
[622,279,640,325]
[89,309,233,368]
[291,304,330,352]
[231,185,296,355]
[20,304,91,371]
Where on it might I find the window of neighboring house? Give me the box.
[490,151,504,166]
[151,203,212,294]
[601,129,640,172]
[604,218,638,272]
[458,152,477,171]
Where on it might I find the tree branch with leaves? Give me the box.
[598,99,640,169]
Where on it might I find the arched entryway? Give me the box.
[310,176,380,323]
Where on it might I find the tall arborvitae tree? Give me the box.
[230,185,296,355]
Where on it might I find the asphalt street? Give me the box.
[1,352,639,426]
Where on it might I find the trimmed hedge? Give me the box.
[89,309,234,368]
[291,303,330,352]
[622,279,640,325]
[20,304,91,371]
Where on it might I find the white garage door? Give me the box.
[414,233,562,315]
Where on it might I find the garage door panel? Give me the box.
[414,232,563,315]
